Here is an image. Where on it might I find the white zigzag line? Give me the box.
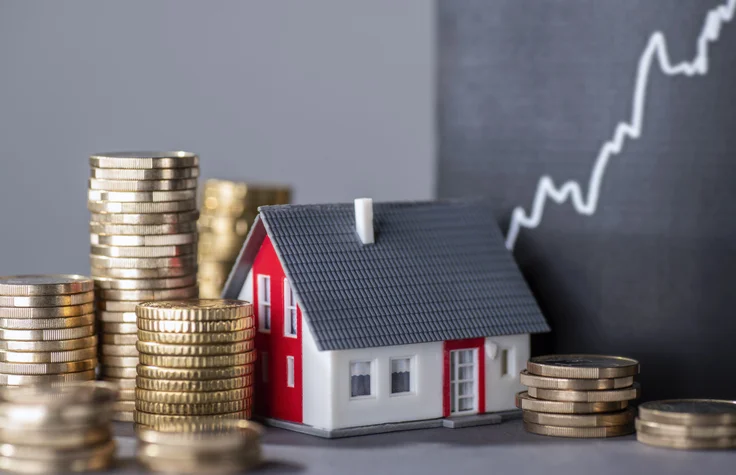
[505,0,736,251]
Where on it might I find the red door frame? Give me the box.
[442,338,486,417]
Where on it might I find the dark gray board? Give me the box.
[438,0,736,400]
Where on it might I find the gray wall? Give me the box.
[0,0,435,274]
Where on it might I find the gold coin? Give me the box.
[93,266,196,280]
[0,358,97,375]
[91,254,197,269]
[90,211,199,225]
[101,333,137,345]
[0,347,97,364]
[100,344,138,357]
[90,151,199,169]
[100,366,136,379]
[88,188,197,203]
[136,364,253,381]
[98,311,137,323]
[137,441,260,459]
[0,370,95,386]
[139,351,255,368]
[118,389,136,401]
[515,391,628,414]
[519,370,634,390]
[136,399,248,415]
[523,407,635,427]
[102,376,137,390]
[523,421,634,438]
[135,419,262,446]
[0,325,95,341]
[527,355,640,379]
[136,374,254,392]
[95,275,197,291]
[97,285,199,301]
[0,335,97,352]
[0,313,94,330]
[638,399,736,426]
[90,232,198,247]
[90,221,197,236]
[137,329,253,345]
[527,383,641,402]
[91,166,200,180]
[0,292,94,308]
[0,440,115,472]
[136,299,253,321]
[137,449,261,475]
[89,177,198,192]
[0,438,115,461]
[136,387,253,404]
[198,215,250,235]
[137,318,252,333]
[100,322,138,334]
[136,340,253,356]
[91,243,196,258]
[112,411,135,422]
[0,303,94,319]
[636,418,736,438]
[0,425,111,448]
[133,410,250,432]
[112,400,136,412]
[87,199,197,214]
[0,382,117,424]
[636,430,736,450]
[0,275,94,296]
[99,355,138,367]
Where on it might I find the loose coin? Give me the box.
[93,266,196,280]
[523,407,636,427]
[0,453,113,474]
[133,411,250,432]
[636,418,736,438]
[519,370,634,390]
[0,292,94,308]
[638,399,736,426]
[100,344,138,357]
[90,211,199,225]
[523,421,634,438]
[137,442,260,460]
[90,151,198,169]
[103,377,137,390]
[636,431,736,450]
[0,335,97,352]
[90,221,197,235]
[91,243,196,258]
[100,366,137,379]
[90,166,199,181]
[0,439,115,465]
[97,311,137,323]
[527,355,640,379]
[135,419,262,446]
[97,285,199,301]
[0,325,95,341]
[136,340,253,356]
[88,189,196,203]
[88,177,198,192]
[0,302,94,319]
[136,388,252,404]
[136,364,253,381]
[136,399,248,416]
[0,370,95,386]
[137,451,261,475]
[87,199,197,214]
[136,299,253,321]
[0,314,94,330]
[99,356,138,367]
[0,347,97,363]
[137,318,252,333]
[139,351,256,368]
[0,275,93,296]
[101,333,137,345]
[515,391,628,414]
[91,254,197,269]
[90,232,197,247]
[100,322,139,334]
[0,425,111,448]
[0,358,96,375]
[137,329,253,345]
[94,275,197,291]
[527,383,641,402]
[136,374,254,392]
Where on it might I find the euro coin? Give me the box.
[519,370,634,390]
[0,292,94,308]
[90,211,199,225]
[103,377,136,390]
[515,391,628,414]
[0,440,115,472]
[138,351,256,368]
[112,401,136,413]
[136,388,252,404]
[89,221,197,235]
[99,355,138,367]
[88,188,196,203]
[137,329,253,345]
[638,399,736,426]
[97,311,137,323]
[100,322,138,334]
[90,166,199,180]
[133,411,250,432]
[0,438,116,461]
[137,451,261,475]
[636,431,736,449]
[0,275,93,296]
[91,243,196,258]
[136,364,253,381]
[0,302,94,318]
[90,232,197,247]
[135,419,262,446]
[0,370,95,386]
[0,325,95,341]
[87,199,196,214]
[523,407,635,427]
[527,383,640,402]
[0,425,111,448]
[136,340,253,356]
[136,374,254,392]
[136,299,253,321]
[0,359,97,375]
[523,421,634,438]
[136,399,248,416]
[100,344,138,357]
[0,335,97,352]
[90,151,198,169]
[0,313,94,330]
[95,275,197,291]
[527,355,640,379]
[137,318,252,333]
[93,266,196,280]
[88,177,198,192]
[91,254,197,270]
[636,418,736,438]
[97,285,198,301]
[112,411,135,422]
[100,366,136,379]
[101,333,137,345]
[0,347,97,363]
[118,389,135,401]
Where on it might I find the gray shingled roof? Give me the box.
[223,200,549,351]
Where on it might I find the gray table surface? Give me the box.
[109,420,735,474]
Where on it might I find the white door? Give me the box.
[450,348,478,415]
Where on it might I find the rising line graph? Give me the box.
[505,0,736,251]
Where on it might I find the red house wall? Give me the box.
[442,338,486,417]
[252,235,303,423]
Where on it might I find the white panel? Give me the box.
[301,319,334,430]
[236,270,254,303]
[483,333,530,412]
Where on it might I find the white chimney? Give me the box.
[354,198,374,245]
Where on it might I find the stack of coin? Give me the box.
[136,419,263,474]
[0,275,97,385]
[636,399,736,449]
[516,354,640,438]
[134,299,255,430]
[0,381,117,473]
[88,152,201,421]
[198,179,290,298]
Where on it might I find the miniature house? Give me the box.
[223,199,549,437]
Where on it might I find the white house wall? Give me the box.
[236,270,253,303]
[483,334,529,412]
[301,318,334,430]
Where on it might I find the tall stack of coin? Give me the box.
[198,180,291,298]
[636,399,736,449]
[516,354,640,438]
[88,152,200,421]
[136,419,263,474]
[134,299,255,430]
[0,382,117,473]
[0,275,97,385]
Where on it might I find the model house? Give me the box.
[223,199,549,437]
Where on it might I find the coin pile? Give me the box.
[636,399,736,449]
[88,151,201,421]
[136,419,263,474]
[134,299,256,430]
[198,179,290,298]
[0,275,97,385]
[516,354,640,438]
[0,381,117,473]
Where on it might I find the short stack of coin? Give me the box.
[134,299,255,430]
[198,179,290,298]
[136,419,263,474]
[636,399,736,449]
[516,354,640,438]
[0,275,97,385]
[0,381,117,473]
[88,152,201,421]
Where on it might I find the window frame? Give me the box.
[349,360,375,400]
[389,356,415,397]
[257,274,271,333]
[283,278,297,338]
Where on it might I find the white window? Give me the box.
[287,356,295,388]
[284,279,297,337]
[390,357,413,395]
[257,275,271,332]
[261,352,269,383]
[349,361,373,398]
